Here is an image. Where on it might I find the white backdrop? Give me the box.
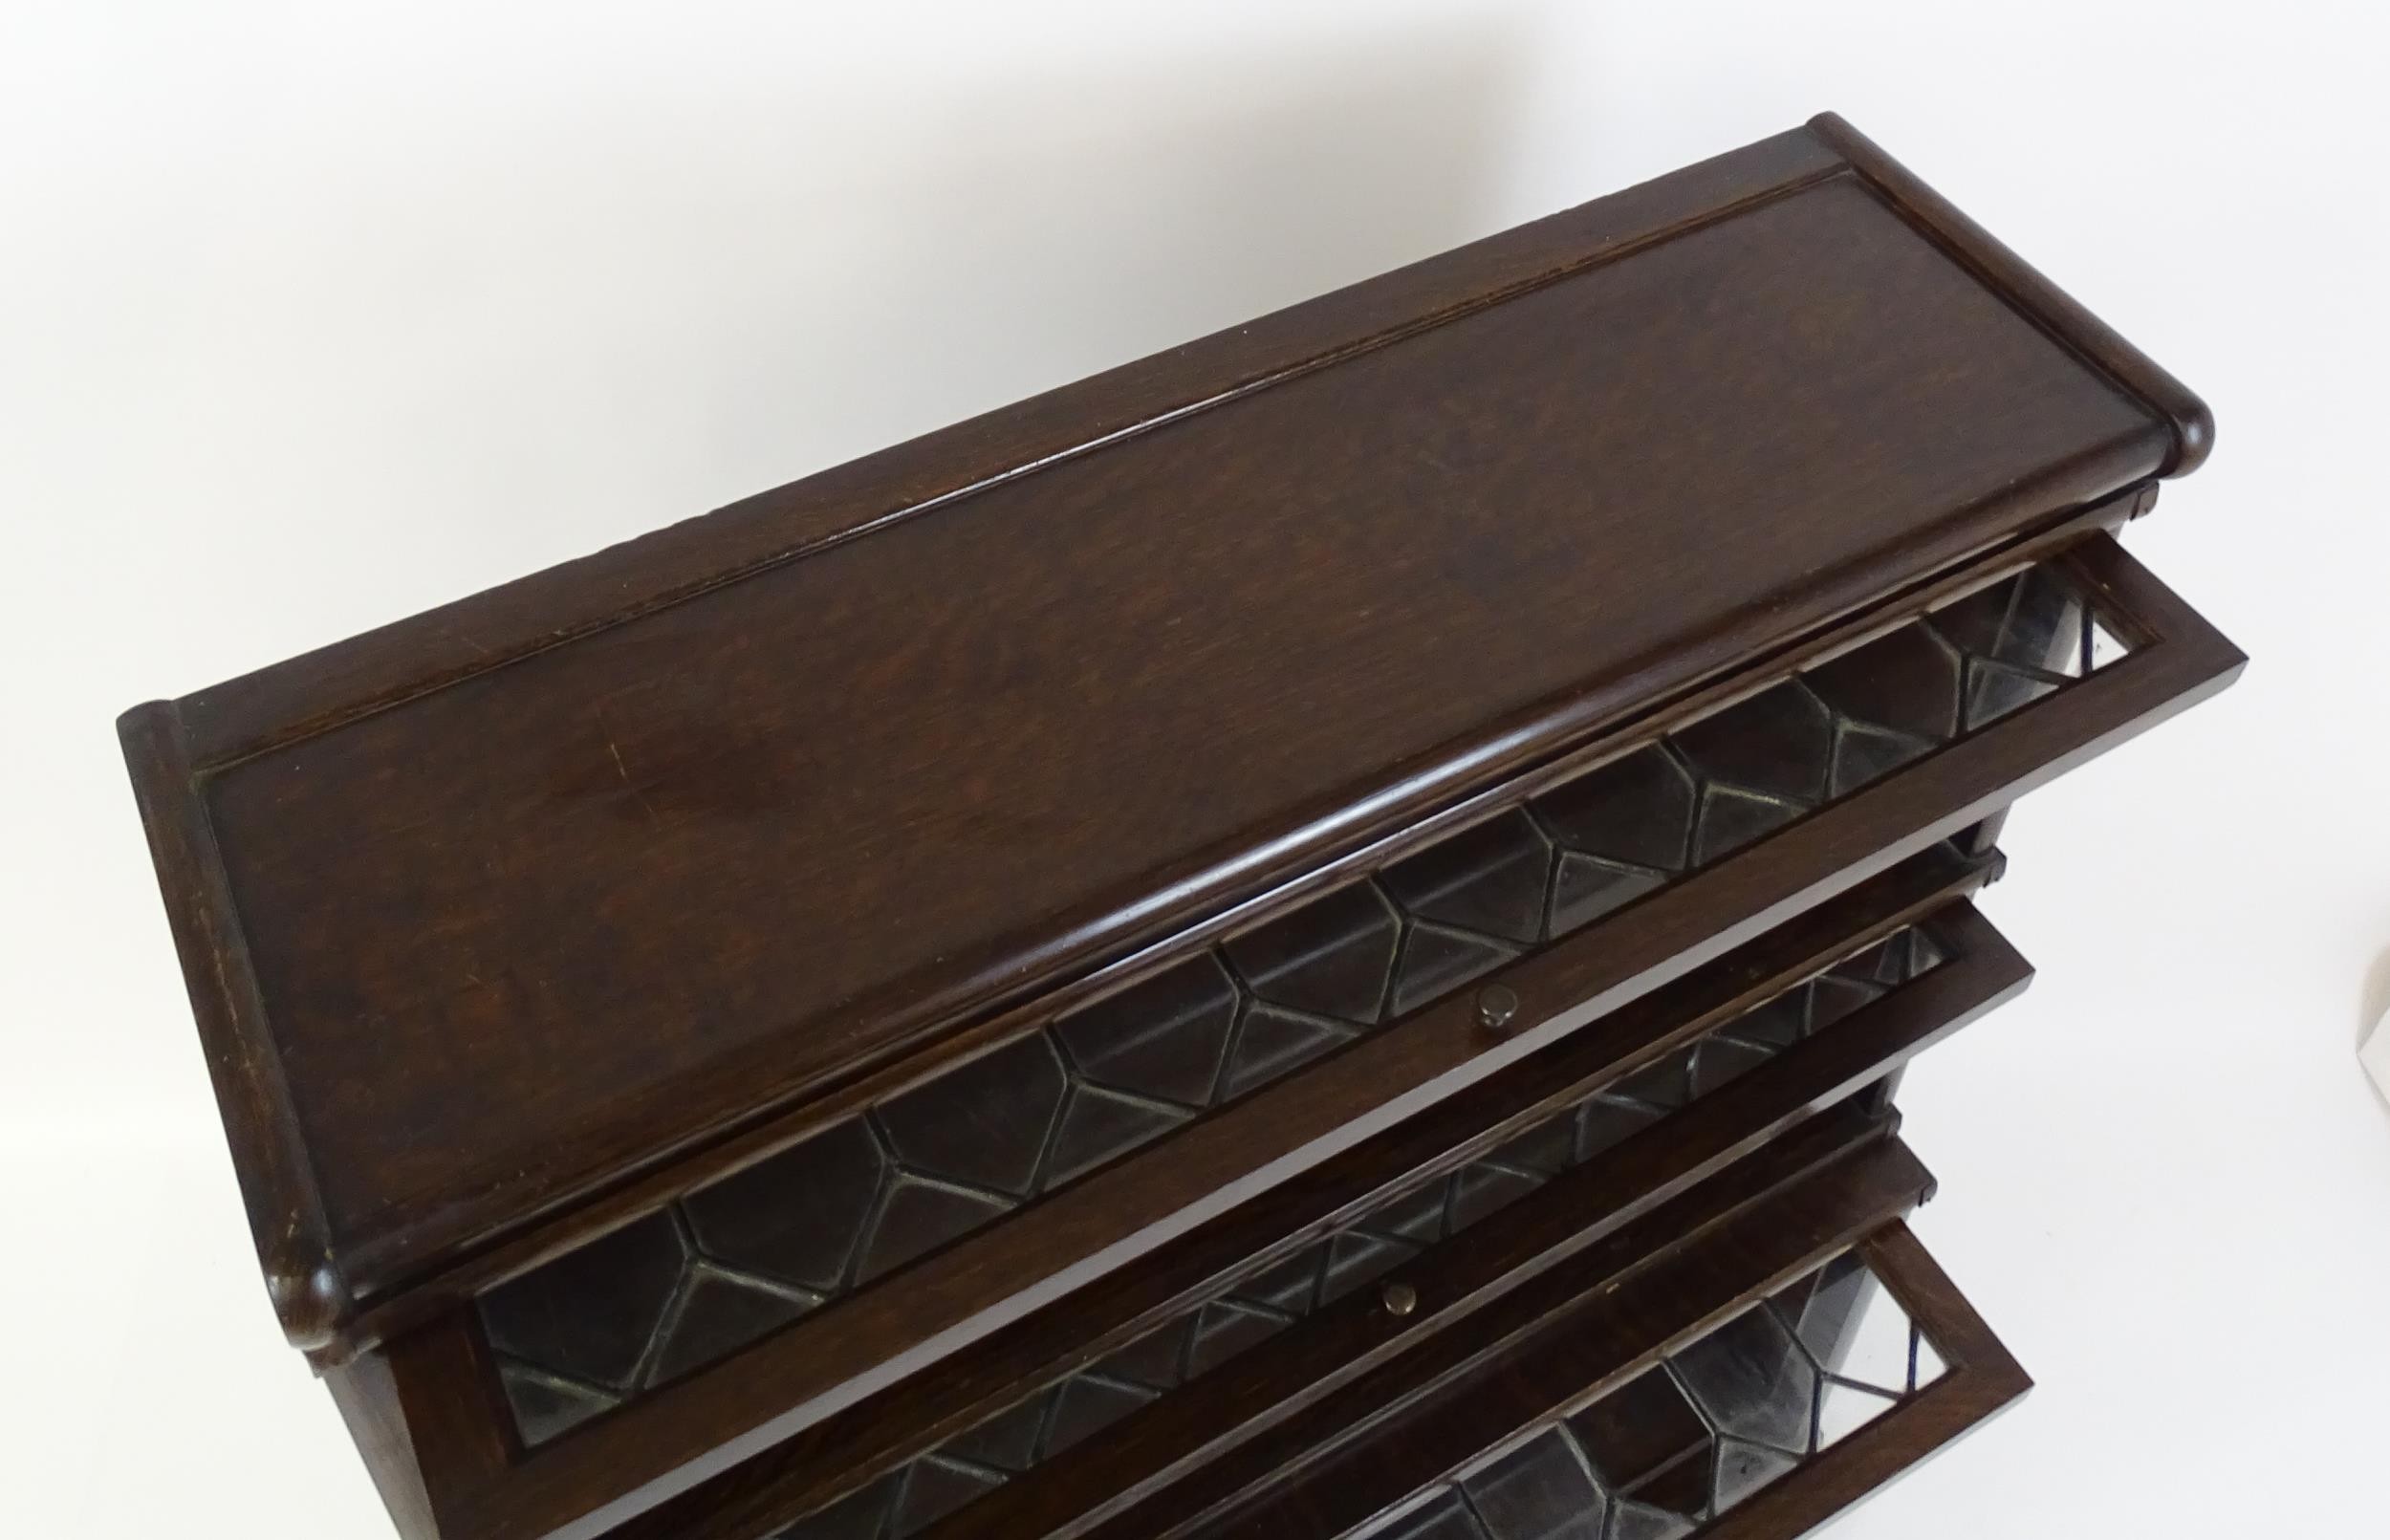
[5,3,2384,1535]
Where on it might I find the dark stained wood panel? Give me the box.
[199,175,2164,1297]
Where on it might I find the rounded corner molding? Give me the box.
[268,1255,353,1353]
[2163,395,2217,478]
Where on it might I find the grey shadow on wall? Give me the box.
[2357,944,2390,1047]
[2357,945,2390,1113]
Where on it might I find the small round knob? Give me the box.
[1381,1281,1418,1317]
[1475,986,1520,1031]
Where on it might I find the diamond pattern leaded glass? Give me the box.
[480,559,2114,1448]
[1344,1249,1948,1540]
[761,931,1948,1538]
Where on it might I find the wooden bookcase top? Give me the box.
[120,114,2209,1352]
